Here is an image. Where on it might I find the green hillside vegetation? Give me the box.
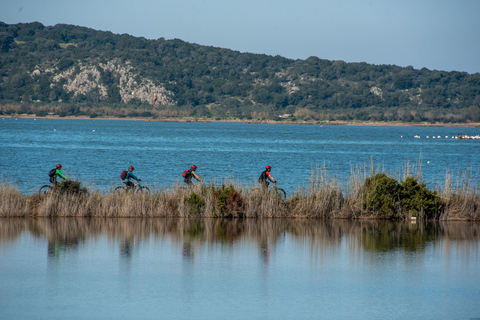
[1,21,480,123]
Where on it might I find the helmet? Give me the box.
[191,165,197,170]
[56,164,62,168]
[266,165,271,170]
[129,166,134,170]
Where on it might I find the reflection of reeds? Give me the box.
[1,218,478,260]
[0,164,479,219]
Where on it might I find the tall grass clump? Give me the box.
[0,184,30,217]
[287,165,346,218]
[439,169,480,220]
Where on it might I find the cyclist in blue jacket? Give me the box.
[123,166,141,191]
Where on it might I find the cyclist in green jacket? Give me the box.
[49,164,66,186]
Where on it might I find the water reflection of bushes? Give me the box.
[1,218,478,256]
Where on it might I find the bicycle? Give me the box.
[38,184,53,196]
[37,180,89,196]
[179,180,203,190]
[269,182,287,199]
[114,181,151,195]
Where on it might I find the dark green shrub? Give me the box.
[362,173,441,219]
[89,113,98,118]
[36,110,48,117]
[185,192,205,215]
[400,177,441,219]
[363,173,401,218]
[53,180,88,195]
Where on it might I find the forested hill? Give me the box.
[1,21,480,123]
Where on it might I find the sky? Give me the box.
[1,0,480,74]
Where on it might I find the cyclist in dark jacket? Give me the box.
[259,165,276,188]
[184,165,202,186]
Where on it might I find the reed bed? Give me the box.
[0,165,479,220]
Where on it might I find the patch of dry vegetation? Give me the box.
[1,165,478,220]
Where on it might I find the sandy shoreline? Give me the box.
[3,114,480,127]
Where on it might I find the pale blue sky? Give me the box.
[1,0,479,73]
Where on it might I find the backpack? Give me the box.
[182,170,189,178]
[48,168,57,177]
[120,170,127,180]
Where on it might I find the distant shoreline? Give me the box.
[3,114,480,127]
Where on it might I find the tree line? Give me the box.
[1,21,479,123]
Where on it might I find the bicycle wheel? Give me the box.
[136,186,151,195]
[114,186,127,196]
[270,186,286,199]
[277,188,287,199]
[38,185,52,196]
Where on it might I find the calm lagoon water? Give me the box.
[1,118,479,195]
[0,219,479,320]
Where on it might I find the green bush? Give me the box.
[36,110,48,117]
[399,177,440,219]
[362,173,441,219]
[363,173,400,218]
[185,192,205,215]
[53,180,88,195]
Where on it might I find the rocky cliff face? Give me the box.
[48,59,174,105]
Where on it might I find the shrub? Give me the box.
[185,192,205,215]
[400,177,440,219]
[362,173,441,219]
[362,173,400,218]
[36,110,48,117]
[53,180,88,195]
[213,185,244,217]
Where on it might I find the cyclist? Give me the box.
[122,166,141,191]
[49,164,67,186]
[183,165,203,186]
[259,165,276,188]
